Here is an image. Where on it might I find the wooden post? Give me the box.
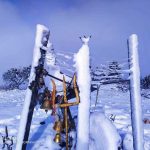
[128,34,144,150]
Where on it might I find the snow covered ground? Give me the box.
[0,84,150,149]
[0,46,150,149]
[91,84,150,149]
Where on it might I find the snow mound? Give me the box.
[90,111,121,150]
[123,133,133,150]
[123,133,150,150]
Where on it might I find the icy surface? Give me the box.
[74,36,91,150]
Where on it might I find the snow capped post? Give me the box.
[128,34,144,150]
[74,36,91,150]
[16,24,50,150]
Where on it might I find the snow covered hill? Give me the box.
[0,83,150,149]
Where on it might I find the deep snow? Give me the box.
[0,84,150,149]
[0,51,150,150]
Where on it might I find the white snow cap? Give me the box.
[80,35,91,45]
[35,24,50,48]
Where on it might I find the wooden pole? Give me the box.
[128,34,144,150]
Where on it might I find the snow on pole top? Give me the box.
[28,24,50,83]
[35,24,50,48]
[128,34,140,74]
[79,35,91,45]
[129,34,138,48]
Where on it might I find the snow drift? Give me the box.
[90,112,121,150]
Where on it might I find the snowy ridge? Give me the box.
[56,51,75,76]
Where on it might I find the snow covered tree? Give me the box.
[91,66,106,81]
[141,75,150,89]
[2,66,31,89]
[107,61,122,80]
[91,61,122,82]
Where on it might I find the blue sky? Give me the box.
[0,0,150,83]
